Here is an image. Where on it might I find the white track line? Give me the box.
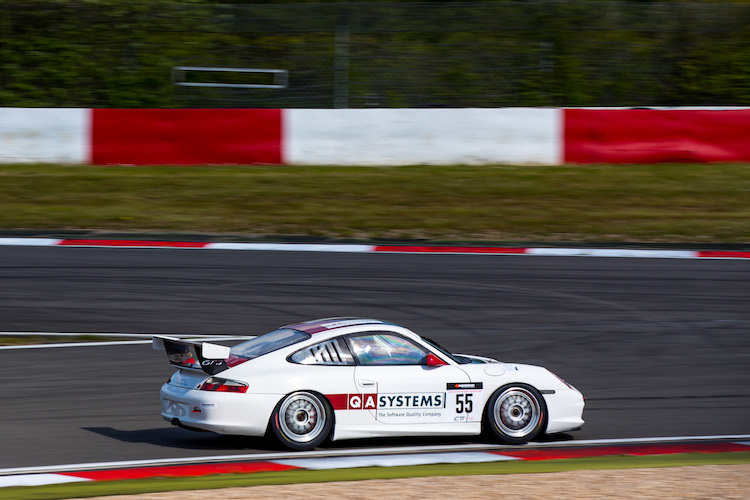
[0,333,254,350]
[0,340,153,349]
[0,332,159,337]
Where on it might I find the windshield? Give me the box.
[231,328,311,360]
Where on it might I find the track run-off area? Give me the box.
[1,435,749,488]
[0,239,748,488]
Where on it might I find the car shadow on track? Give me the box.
[83,426,577,453]
[82,426,271,451]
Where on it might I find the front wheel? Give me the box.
[270,391,333,450]
[485,384,547,444]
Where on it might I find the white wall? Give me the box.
[0,108,89,163]
[285,108,562,165]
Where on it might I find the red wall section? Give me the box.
[564,109,750,163]
[91,109,282,165]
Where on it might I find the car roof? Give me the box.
[282,317,399,335]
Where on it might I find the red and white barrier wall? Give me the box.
[0,108,89,164]
[565,108,750,163]
[1,107,749,165]
[286,108,560,165]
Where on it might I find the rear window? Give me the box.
[290,338,355,365]
[231,328,311,360]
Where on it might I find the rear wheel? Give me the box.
[270,391,332,450]
[485,384,547,444]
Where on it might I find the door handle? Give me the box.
[357,379,376,387]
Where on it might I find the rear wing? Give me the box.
[152,336,231,375]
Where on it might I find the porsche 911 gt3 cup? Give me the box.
[153,318,584,450]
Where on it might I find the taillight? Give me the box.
[198,377,248,393]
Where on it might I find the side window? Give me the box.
[348,333,427,365]
[290,338,355,366]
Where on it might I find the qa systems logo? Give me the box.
[348,394,377,410]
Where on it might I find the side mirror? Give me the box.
[425,353,448,367]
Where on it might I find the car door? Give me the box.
[348,332,484,427]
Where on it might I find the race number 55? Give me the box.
[455,393,473,413]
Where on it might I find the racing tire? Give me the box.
[484,384,547,445]
[270,391,333,450]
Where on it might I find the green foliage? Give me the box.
[1,1,749,107]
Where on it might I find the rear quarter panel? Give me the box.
[222,354,358,398]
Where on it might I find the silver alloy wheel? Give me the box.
[492,387,541,438]
[278,392,327,444]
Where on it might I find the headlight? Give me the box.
[548,369,577,390]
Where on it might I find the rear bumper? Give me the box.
[160,383,279,436]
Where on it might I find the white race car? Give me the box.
[154,318,584,450]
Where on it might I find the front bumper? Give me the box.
[543,388,585,434]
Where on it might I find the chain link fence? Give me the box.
[2,1,750,108]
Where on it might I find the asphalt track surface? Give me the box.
[0,246,748,469]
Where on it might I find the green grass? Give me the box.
[4,452,749,500]
[1,163,749,244]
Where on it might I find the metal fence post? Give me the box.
[334,6,350,109]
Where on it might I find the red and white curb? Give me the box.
[1,238,749,259]
[2,438,749,489]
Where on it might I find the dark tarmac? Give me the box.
[0,246,748,469]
